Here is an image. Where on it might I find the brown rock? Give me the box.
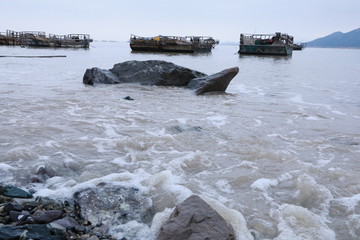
[157,195,235,240]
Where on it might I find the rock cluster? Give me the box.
[83,60,239,95]
[1,184,237,240]
[0,183,153,240]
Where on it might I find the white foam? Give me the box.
[206,115,228,127]
[109,220,152,240]
[335,194,360,212]
[216,179,235,194]
[147,170,192,202]
[149,208,173,239]
[104,124,120,138]
[347,214,360,238]
[289,94,304,104]
[235,84,252,94]
[251,178,279,191]
[273,204,336,240]
[92,137,118,153]
[112,155,130,167]
[305,116,322,121]
[293,174,333,214]
[0,163,15,171]
[201,195,254,240]
[288,93,333,110]
[254,119,262,126]
[332,110,347,116]
[176,118,187,124]
[239,161,258,170]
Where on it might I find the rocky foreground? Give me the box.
[83,60,239,95]
[1,183,235,240]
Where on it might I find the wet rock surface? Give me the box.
[188,66,239,95]
[157,195,236,240]
[0,183,153,240]
[83,60,206,86]
[0,185,33,198]
[74,182,154,229]
[83,60,238,95]
[1,185,238,240]
[0,224,64,240]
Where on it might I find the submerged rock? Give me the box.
[157,195,235,240]
[83,60,238,95]
[168,125,203,134]
[124,96,134,100]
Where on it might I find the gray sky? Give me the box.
[1,0,359,43]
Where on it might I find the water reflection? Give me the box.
[130,50,212,57]
[238,53,292,61]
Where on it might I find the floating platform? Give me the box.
[130,34,219,53]
[0,30,93,48]
[238,32,294,56]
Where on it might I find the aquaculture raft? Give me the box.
[238,32,294,56]
[0,30,93,48]
[130,34,219,53]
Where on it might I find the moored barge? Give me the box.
[130,34,219,53]
[0,30,93,48]
[238,32,294,56]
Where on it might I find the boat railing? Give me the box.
[131,34,218,45]
[49,34,66,40]
[240,32,293,46]
[19,31,47,38]
[6,30,20,38]
[130,34,159,41]
[65,34,91,41]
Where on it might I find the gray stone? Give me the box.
[168,125,203,134]
[188,67,239,95]
[74,183,154,229]
[9,210,30,222]
[157,195,235,240]
[83,67,119,85]
[82,60,238,95]
[0,224,64,240]
[0,185,33,198]
[83,60,206,86]
[32,209,63,224]
[3,202,22,213]
[37,166,57,178]
[52,216,85,232]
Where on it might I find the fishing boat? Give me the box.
[0,30,93,48]
[130,34,219,53]
[238,32,294,56]
[292,42,306,50]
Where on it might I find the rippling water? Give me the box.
[1,42,360,239]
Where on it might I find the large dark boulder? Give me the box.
[83,60,206,86]
[157,195,235,240]
[83,60,239,95]
[188,67,239,95]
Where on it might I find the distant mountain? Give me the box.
[307,28,360,48]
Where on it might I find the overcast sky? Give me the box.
[1,0,359,43]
